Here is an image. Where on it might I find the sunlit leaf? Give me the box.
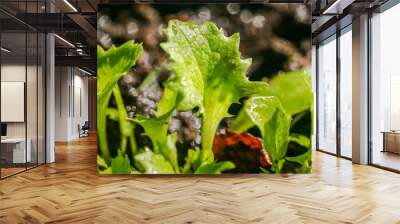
[97,41,143,164]
[240,96,291,172]
[134,148,175,174]
[195,161,235,174]
[160,20,269,156]
[110,150,132,174]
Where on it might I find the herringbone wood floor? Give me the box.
[0,135,400,224]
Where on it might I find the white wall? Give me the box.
[1,65,32,138]
[55,66,89,141]
[1,63,46,164]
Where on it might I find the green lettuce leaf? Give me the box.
[231,71,313,132]
[240,96,291,172]
[182,148,235,174]
[160,20,269,156]
[195,161,235,174]
[127,81,182,173]
[97,41,143,164]
[288,134,310,149]
[128,113,179,172]
[260,70,313,116]
[110,150,132,174]
[285,134,312,172]
[97,155,108,169]
[134,148,175,174]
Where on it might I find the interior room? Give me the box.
[0,9,46,178]
[0,0,399,223]
[370,3,400,171]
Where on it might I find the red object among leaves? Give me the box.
[213,131,272,172]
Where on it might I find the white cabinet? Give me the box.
[1,138,32,163]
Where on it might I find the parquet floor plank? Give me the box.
[0,135,399,223]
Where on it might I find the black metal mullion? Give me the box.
[0,18,2,179]
[44,19,47,164]
[36,0,39,168]
[25,0,28,171]
[316,44,320,150]
[367,11,373,166]
[336,27,341,157]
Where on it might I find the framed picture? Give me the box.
[97,3,312,174]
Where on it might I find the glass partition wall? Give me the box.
[316,25,353,159]
[317,35,337,155]
[370,3,400,171]
[0,1,46,179]
[339,27,352,159]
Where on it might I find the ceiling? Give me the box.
[311,0,390,44]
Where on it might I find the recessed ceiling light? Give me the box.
[63,0,78,12]
[54,34,75,48]
[1,47,11,53]
[78,67,92,76]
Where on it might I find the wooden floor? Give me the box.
[0,135,400,223]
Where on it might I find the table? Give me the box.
[1,138,31,164]
[381,131,400,154]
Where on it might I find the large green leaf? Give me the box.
[261,70,313,116]
[134,148,175,174]
[240,96,291,172]
[160,20,269,155]
[231,71,313,132]
[97,41,143,164]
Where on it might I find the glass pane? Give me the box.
[318,36,337,154]
[38,32,45,165]
[27,31,38,169]
[1,31,27,177]
[339,28,352,158]
[371,4,400,171]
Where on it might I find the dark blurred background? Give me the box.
[98,3,311,159]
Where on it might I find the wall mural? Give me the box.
[97,3,312,174]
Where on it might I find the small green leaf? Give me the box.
[98,167,112,174]
[195,161,235,174]
[285,134,311,171]
[128,90,181,173]
[106,108,119,121]
[229,106,255,132]
[130,112,179,172]
[165,132,179,172]
[241,96,291,172]
[182,148,232,174]
[110,150,132,174]
[97,155,108,169]
[97,42,143,96]
[134,148,175,174]
[289,134,311,149]
[285,153,310,165]
[129,114,170,154]
[182,149,198,174]
[97,41,143,164]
